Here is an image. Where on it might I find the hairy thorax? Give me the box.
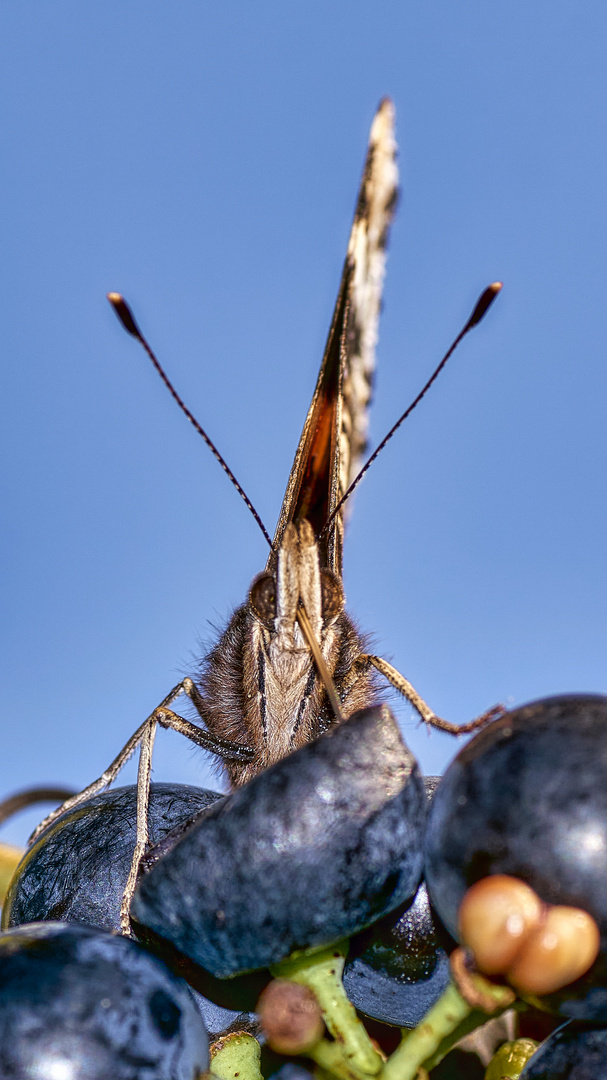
[194,521,378,787]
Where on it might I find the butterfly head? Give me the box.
[250,519,344,646]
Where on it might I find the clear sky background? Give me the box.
[2,4,607,846]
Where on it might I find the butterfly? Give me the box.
[32,100,501,930]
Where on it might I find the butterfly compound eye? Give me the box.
[249,572,277,624]
[320,570,344,622]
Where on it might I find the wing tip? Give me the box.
[370,97,396,149]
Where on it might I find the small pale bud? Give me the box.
[458,875,543,975]
[507,905,600,996]
[257,979,324,1055]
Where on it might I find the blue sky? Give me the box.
[3,3,607,845]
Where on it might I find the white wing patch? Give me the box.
[340,99,398,508]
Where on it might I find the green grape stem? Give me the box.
[271,941,382,1079]
[268,942,520,1080]
[383,977,516,1080]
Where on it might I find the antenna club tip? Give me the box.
[468,281,503,328]
[107,292,141,338]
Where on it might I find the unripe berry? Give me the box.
[458,875,542,975]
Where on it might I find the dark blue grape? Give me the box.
[520,1021,607,1078]
[343,881,451,1028]
[343,777,452,1028]
[0,921,208,1079]
[3,783,222,933]
[3,783,264,1035]
[131,705,427,977]
[425,694,607,1019]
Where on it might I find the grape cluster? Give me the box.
[2,694,607,1079]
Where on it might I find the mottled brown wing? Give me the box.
[267,99,398,576]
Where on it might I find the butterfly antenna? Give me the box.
[107,294,273,549]
[321,282,502,536]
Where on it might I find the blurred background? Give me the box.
[2,4,606,846]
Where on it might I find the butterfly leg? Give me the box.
[365,655,505,735]
[176,677,258,758]
[29,712,155,846]
[154,678,255,762]
[120,715,156,933]
[118,687,254,933]
[29,680,201,848]
[29,681,254,935]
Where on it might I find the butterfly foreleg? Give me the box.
[120,716,157,933]
[118,682,254,933]
[28,710,157,846]
[29,681,254,936]
[155,678,255,763]
[365,655,505,735]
